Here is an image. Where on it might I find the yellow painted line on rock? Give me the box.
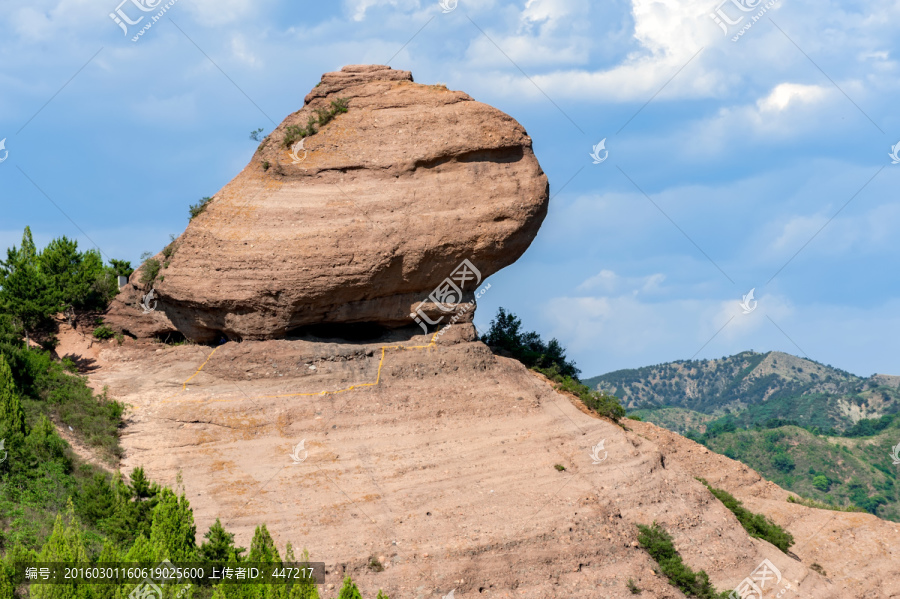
[160,346,221,402]
[253,332,439,399]
[184,346,221,387]
[157,332,440,405]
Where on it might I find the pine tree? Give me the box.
[247,525,281,599]
[149,488,197,562]
[0,354,26,439]
[118,535,156,599]
[32,499,90,599]
[248,525,280,563]
[200,518,244,562]
[105,467,160,545]
[75,472,117,526]
[285,545,319,599]
[0,228,59,341]
[39,236,84,311]
[288,580,321,599]
[92,543,121,599]
[337,577,363,599]
[20,226,37,261]
[0,566,13,599]
[124,534,155,562]
[81,249,117,310]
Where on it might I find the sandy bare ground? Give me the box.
[65,324,898,598]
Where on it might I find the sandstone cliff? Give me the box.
[80,324,899,599]
[106,65,548,342]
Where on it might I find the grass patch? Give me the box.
[535,364,626,423]
[161,235,178,265]
[787,494,866,513]
[138,258,160,284]
[627,578,641,594]
[91,325,115,340]
[697,478,794,552]
[554,464,566,472]
[636,522,729,599]
[35,370,124,460]
[282,98,349,148]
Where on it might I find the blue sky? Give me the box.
[1,0,898,378]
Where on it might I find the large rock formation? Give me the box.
[82,324,900,598]
[107,65,548,342]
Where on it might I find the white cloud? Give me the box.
[577,269,618,292]
[761,201,900,260]
[646,81,841,161]
[473,0,723,101]
[545,294,682,357]
[757,82,829,113]
[521,0,585,29]
[230,34,261,67]
[577,270,667,295]
[541,289,900,376]
[463,0,591,68]
[708,290,794,342]
[345,0,421,22]
[762,213,829,256]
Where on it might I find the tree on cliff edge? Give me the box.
[482,307,580,379]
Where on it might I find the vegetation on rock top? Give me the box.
[282,98,349,149]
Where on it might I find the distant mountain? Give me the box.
[584,350,900,433]
[586,351,900,520]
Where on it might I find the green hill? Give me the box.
[585,350,900,434]
[586,351,900,520]
[702,423,900,521]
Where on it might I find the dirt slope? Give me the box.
[81,325,899,598]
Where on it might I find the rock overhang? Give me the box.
[106,65,549,342]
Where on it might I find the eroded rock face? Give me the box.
[107,65,549,341]
[83,326,883,598]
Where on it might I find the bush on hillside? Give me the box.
[139,258,160,284]
[189,196,213,220]
[92,325,116,340]
[697,478,794,552]
[636,521,729,599]
[534,363,626,423]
